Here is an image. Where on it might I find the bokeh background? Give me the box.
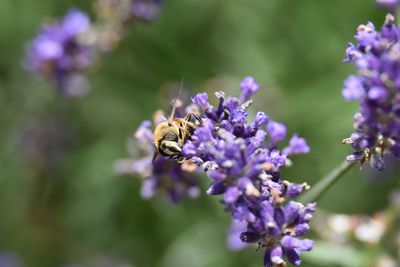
[0,0,399,266]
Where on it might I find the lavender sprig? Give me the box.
[25,9,94,96]
[122,77,315,266]
[343,14,400,170]
[182,77,315,266]
[25,1,165,95]
[132,0,164,22]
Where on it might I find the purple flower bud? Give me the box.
[240,76,260,102]
[355,22,377,47]
[62,9,90,37]
[342,75,365,100]
[254,112,269,127]
[281,236,314,251]
[191,92,211,110]
[295,223,310,236]
[283,134,310,155]
[286,183,308,198]
[286,249,302,266]
[368,86,389,101]
[224,186,240,203]
[270,245,284,265]
[206,181,227,195]
[283,201,302,223]
[267,121,287,143]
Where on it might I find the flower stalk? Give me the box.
[299,161,355,204]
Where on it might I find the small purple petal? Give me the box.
[270,245,284,265]
[283,201,302,223]
[267,121,286,143]
[367,86,388,101]
[255,112,269,127]
[62,9,90,37]
[342,75,365,101]
[283,135,310,155]
[206,181,227,195]
[224,186,240,204]
[295,223,310,236]
[286,249,302,266]
[192,92,211,110]
[240,76,260,102]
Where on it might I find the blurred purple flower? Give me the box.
[131,0,164,22]
[267,121,287,144]
[283,135,311,155]
[342,14,400,170]
[25,9,94,96]
[0,252,24,267]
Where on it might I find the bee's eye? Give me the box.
[163,132,178,141]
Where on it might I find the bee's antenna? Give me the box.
[168,78,184,123]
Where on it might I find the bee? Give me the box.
[152,86,203,163]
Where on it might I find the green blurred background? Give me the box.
[0,0,398,266]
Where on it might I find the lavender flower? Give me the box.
[342,14,400,170]
[376,0,399,11]
[132,0,164,22]
[0,252,24,267]
[182,77,315,266]
[123,77,314,265]
[115,104,200,203]
[25,9,94,96]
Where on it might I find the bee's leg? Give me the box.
[184,112,203,126]
[192,113,203,126]
[181,114,196,135]
[177,156,187,163]
[152,151,159,163]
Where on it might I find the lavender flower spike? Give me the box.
[125,77,314,266]
[25,9,94,96]
[181,77,315,266]
[342,14,400,170]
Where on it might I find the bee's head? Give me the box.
[153,123,181,161]
[159,131,181,156]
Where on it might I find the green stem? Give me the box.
[298,161,356,203]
